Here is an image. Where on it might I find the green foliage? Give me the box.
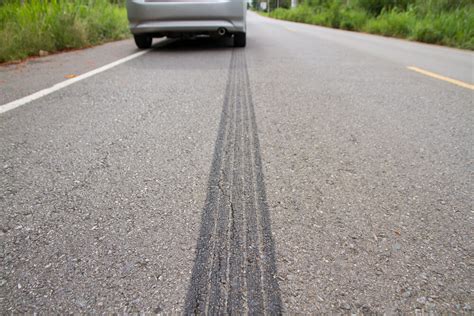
[363,9,416,37]
[268,0,474,49]
[356,0,411,15]
[411,8,474,48]
[0,0,130,63]
[413,0,473,15]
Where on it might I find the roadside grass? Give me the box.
[265,1,474,50]
[0,0,130,63]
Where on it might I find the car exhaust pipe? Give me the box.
[217,28,226,36]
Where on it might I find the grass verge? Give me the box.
[0,0,130,63]
[264,2,473,50]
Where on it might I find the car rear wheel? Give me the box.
[234,32,246,48]
[134,35,152,49]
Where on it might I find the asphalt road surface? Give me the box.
[1,12,473,314]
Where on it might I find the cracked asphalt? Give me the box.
[1,12,473,314]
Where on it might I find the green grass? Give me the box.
[0,0,130,63]
[264,0,474,50]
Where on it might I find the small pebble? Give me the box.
[417,296,427,304]
[340,303,351,310]
[402,290,412,298]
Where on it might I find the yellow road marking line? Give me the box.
[407,66,474,91]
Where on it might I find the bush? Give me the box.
[0,0,130,63]
[411,9,474,49]
[356,0,411,15]
[339,9,369,30]
[363,9,416,37]
[268,0,474,49]
[414,0,473,15]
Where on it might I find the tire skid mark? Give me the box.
[244,57,282,314]
[227,52,244,313]
[207,51,237,315]
[185,50,282,315]
[242,62,265,315]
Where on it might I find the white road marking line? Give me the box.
[0,49,150,115]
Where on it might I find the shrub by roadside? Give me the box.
[0,0,130,63]
[265,1,474,50]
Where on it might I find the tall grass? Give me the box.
[0,0,130,63]
[266,0,474,49]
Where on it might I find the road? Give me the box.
[1,12,473,313]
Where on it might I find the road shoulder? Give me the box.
[0,39,138,105]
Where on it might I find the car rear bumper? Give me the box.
[126,0,246,35]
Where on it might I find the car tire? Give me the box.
[134,35,152,49]
[234,32,246,48]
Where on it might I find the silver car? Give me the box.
[126,0,247,48]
